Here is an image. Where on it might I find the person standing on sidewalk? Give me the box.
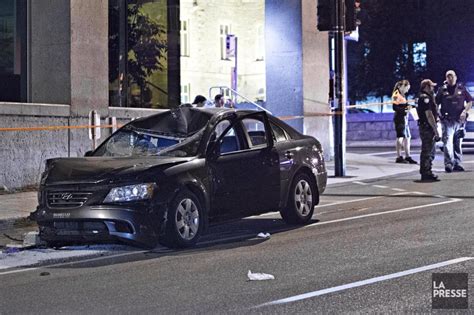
[436,70,473,172]
[417,79,441,182]
[392,80,417,164]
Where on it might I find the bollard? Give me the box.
[88,110,101,150]
[109,116,118,133]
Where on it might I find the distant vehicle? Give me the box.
[462,82,474,152]
[347,107,376,114]
[32,107,327,249]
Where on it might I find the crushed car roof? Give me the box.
[127,107,265,137]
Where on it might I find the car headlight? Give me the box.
[104,183,157,203]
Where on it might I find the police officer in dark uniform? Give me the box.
[417,79,441,182]
[435,70,473,172]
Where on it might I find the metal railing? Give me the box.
[208,86,272,114]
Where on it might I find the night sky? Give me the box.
[347,0,474,101]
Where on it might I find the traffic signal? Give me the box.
[317,0,336,31]
[345,0,361,32]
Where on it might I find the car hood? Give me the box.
[43,156,192,185]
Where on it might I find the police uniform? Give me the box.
[435,82,473,170]
[417,91,438,179]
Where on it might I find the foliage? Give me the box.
[127,3,167,88]
[109,2,167,89]
[347,0,428,101]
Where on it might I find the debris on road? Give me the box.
[247,270,275,281]
[2,247,21,254]
[257,232,271,239]
[23,231,45,247]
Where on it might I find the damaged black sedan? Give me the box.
[32,108,327,248]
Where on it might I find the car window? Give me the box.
[93,127,204,158]
[242,118,268,148]
[270,122,288,143]
[218,126,240,154]
[211,120,240,155]
[94,129,181,157]
[213,120,234,139]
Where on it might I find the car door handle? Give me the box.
[285,151,294,159]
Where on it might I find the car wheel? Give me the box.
[280,173,317,225]
[160,189,203,249]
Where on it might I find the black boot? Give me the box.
[421,174,440,182]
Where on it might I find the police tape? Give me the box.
[0,124,121,132]
[345,99,417,109]
[0,100,417,130]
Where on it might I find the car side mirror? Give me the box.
[84,150,94,157]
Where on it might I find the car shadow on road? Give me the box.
[46,217,320,270]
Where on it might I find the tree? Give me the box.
[347,0,428,102]
[109,1,168,107]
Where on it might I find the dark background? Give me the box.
[347,0,474,102]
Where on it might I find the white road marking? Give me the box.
[363,150,421,156]
[373,185,389,189]
[257,257,473,307]
[316,196,381,208]
[412,191,428,195]
[353,181,369,186]
[391,188,406,192]
[306,198,462,229]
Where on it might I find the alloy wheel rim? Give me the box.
[294,179,312,216]
[175,198,200,240]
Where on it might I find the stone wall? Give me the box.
[0,103,163,190]
[346,113,419,141]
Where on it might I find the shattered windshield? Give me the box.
[93,127,205,157]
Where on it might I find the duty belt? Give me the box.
[418,121,431,128]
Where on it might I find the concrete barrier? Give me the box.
[346,112,419,141]
[0,103,164,190]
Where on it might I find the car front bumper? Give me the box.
[34,204,166,248]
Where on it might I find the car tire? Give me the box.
[280,172,317,225]
[159,189,204,249]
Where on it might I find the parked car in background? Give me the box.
[462,82,474,152]
[347,107,376,114]
[32,107,327,249]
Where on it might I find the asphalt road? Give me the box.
[1,159,473,314]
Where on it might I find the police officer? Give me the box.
[436,70,473,172]
[417,79,441,182]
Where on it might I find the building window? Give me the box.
[180,19,189,57]
[220,24,231,60]
[108,0,180,109]
[180,83,190,104]
[0,0,27,102]
[413,42,427,70]
[255,24,264,61]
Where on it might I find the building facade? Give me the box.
[0,0,330,190]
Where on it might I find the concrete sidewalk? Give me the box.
[0,151,422,229]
